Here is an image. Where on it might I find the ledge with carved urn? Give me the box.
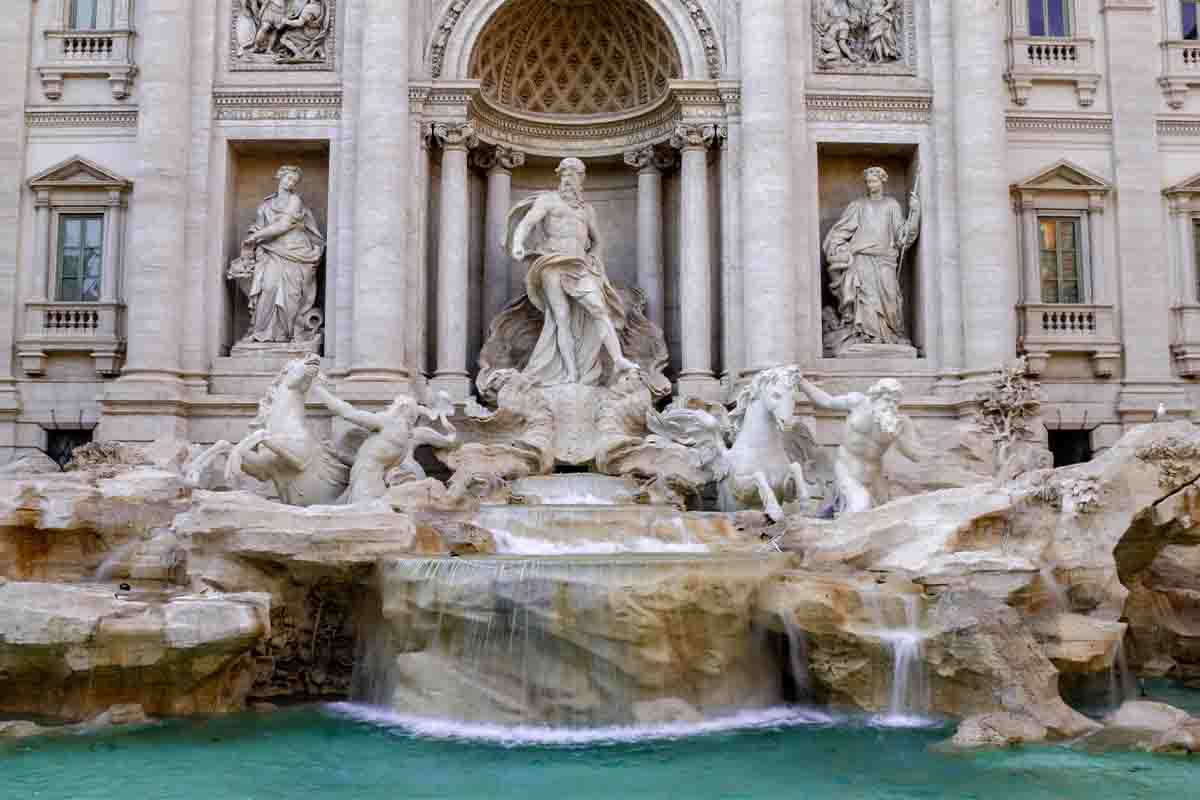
[1005,36,1100,107]
[17,302,125,377]
[38,29,137,101]
[1017,303,1121,378]
[1159,41,1200,109]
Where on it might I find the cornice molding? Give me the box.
[1158,118,1200,137]
[25,107,138,128]
[1006,113,1113,134]
[805,93,931,124]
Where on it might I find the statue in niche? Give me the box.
[225,354,349,506]
[312,384,458,504]
[227,165,325,352]
[814,0,902,68]
[822,166,920,356]
[794,375,928,514]
[507,157,641,387]
[236,0,330,64]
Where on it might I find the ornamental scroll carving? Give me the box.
[813,0,916,75]
[231,0,336,71]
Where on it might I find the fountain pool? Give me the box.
[3,704,1198,800]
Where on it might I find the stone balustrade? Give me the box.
[18,301,125,377]
[1160,40,1200,108]
[1018,303,1120,378]
[1005,36,1099,106]
[39,29,135,99]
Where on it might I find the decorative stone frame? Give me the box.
[811,0,918,77]
[37,0,137,100]
[1165,173,1200,376]
[228,0,337,72]
[1011,160,1119,377]
[19,156,131,377]
[429,0,722,81]
[1160,0,1200,108]
[1004,0,1101,107]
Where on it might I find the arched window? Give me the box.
[69,0,113,30]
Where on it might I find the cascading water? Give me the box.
[1108,639,1138,709]
[863,590,932,726]
[353,554,790,727]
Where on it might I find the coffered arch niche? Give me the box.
[432,0,720,83]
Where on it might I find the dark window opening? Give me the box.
[1048,429,1093,468]
[1186,1,1200,41]
[46,429,94,468]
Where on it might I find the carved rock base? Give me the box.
[835,342,919,360]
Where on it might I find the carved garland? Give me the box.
[429,0,722,79]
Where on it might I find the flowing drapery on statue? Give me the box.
[229,165,325,348]
[823,166,920,351]
[505,158,639,387]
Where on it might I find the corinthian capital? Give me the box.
[473,145,526,172]
[670,123,718,151]
[430,122,479,150]
[624,145,676,172]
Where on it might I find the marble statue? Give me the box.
[312,385,458,504]
[236,0,330,64]
[225,354,349,506]
[794,375,926,514]
[647,366,827,521]
[822,166,920,354]
[814,0,902,68]
[507,157,640,387]
[227,165,325,351]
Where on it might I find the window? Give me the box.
[69,0,113,31]
[56,215,104,302]
[1186,1,1200,40]
[1039,217,1082,303]
[1029,0,1071,37]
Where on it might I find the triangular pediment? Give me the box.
[1012,160,1111,194]
[28,156,131,190]
[1165,171,1200,196]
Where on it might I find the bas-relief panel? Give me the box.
[812,0,917,76]
[228,0,337,72]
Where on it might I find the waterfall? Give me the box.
[864,591,932,726]
[1108,639,1138,709]
[781,617,813,703]
[353,554,789,727]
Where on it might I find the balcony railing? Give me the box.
[1161,41,1200,108]
[1018,303,1121,377]
[1006,36,1100,106]
[39,29,135,100]
[18,301,125,376]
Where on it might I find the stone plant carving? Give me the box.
[507,157,641,387]
[234,0,332,66]
[974,357,1045,476]
[823,165,920,356]
[312,385,458,504]
[814,0,902,69]
[227,165,325,352]
[795,375,927,514]
[647,366,830,521]
[225,355,349,506]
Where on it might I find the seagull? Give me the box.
[1155,403,1168,422]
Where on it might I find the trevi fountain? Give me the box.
[3,1,1200,799]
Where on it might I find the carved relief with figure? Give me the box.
[233,0,334,68]
[814,0,906,70]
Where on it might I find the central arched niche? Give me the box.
[469,0,683,118]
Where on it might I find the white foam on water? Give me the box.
[490,529,710,556]
[325,704,835,747]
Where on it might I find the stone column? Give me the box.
[100,190,123,303]
[1101,0,1179,417]
[929,0,964,378]
[671,124,720,401]
[349,0,411,388]
[624,146,671,329]
[1169,200,1197,306]
[741,0,795,374]
[951,0,1018,378]
[431,123,478,401]
[30,191,51,301]
[719,94,744,385]
[1019,198,1040,304]
[119,0,194,385]
[1086,194,1107,305]
[475,145,525,331]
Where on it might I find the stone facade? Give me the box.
[5,0,1200,462]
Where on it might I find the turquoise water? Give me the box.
[2,705,1197,800]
